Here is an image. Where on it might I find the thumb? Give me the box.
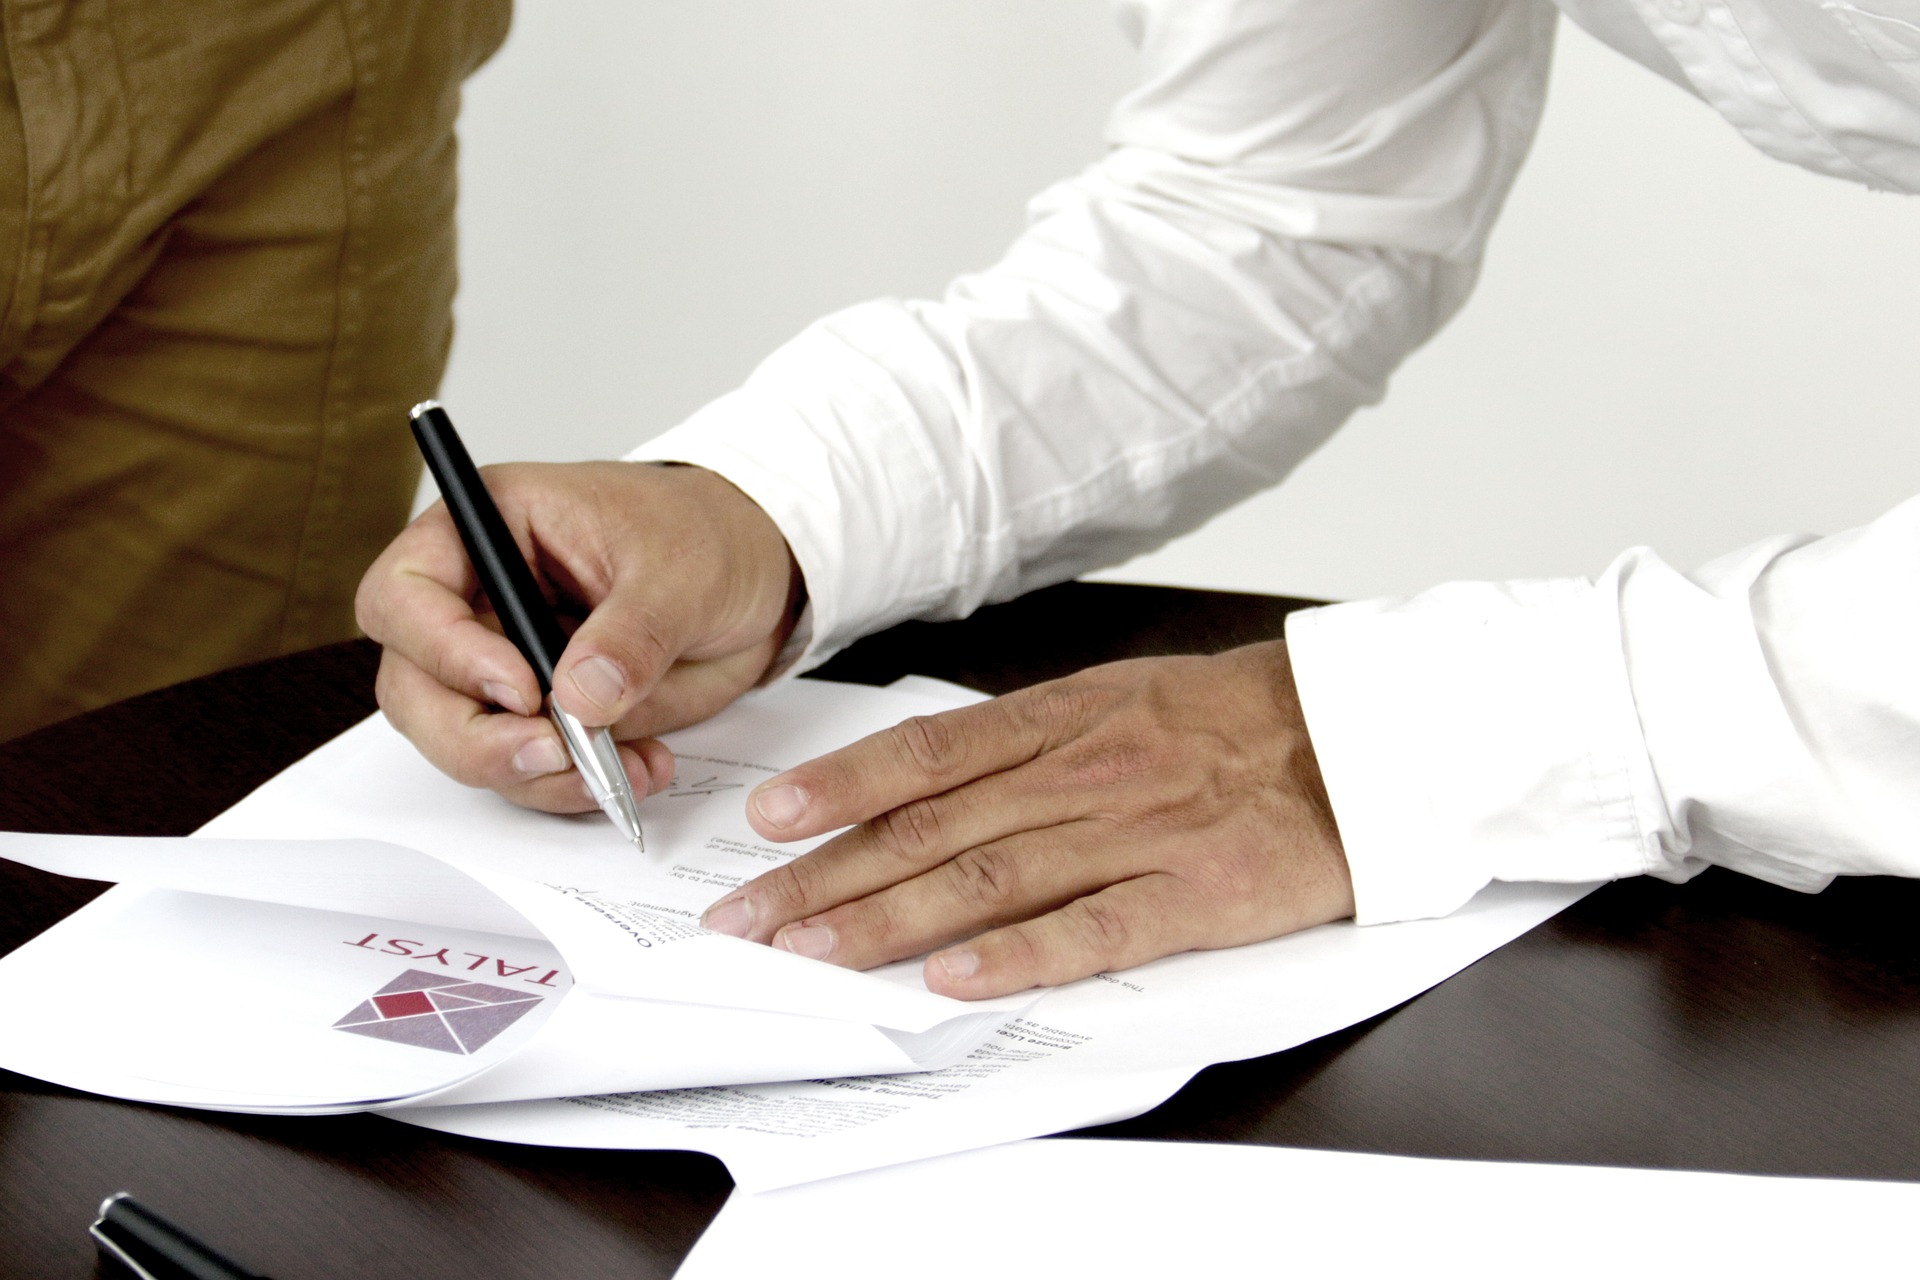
[541,462,802,730]
[550,584,682,728]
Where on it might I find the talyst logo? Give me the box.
[334,969,544,1055]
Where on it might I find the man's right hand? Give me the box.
[354,460,803,813]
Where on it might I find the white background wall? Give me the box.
[441,1,1919,605]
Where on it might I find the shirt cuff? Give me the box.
[1285,577,1673,925]
[623,393,914,675]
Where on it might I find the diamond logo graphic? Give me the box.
[333,969,545,1055]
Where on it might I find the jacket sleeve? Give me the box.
[1288,496,1920,923]
[627,0,1559,666]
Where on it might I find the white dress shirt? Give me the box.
[630,0,1920,924]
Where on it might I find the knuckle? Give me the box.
[761,855,825,919]
[1020,682,1097,751]
[433,633,503,705]
[894,714,962,779]
[872,797,949,863]
[632,620,673,680]
[1181,848,1257,906]
[1067,895,1134,964]
[1076,731,1162,791]
[951,845,1023,912]
[849,894,909,953]
[614,604,675,682]
[579,604,674,697]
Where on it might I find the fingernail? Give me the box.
[569,656,626,711]
[754,784,808,829]
[935,949,979,982]
[482,681,531,717]
[702,895,754,938]
[776,924,835,961]
[512,735,569,777]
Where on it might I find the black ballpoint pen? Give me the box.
[409,400,646,850]
[91,1193,270,1280]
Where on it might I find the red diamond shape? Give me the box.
[373,990,435,1019]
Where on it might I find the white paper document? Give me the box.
[0,674,1593,1189]
[0,680,1029,1113]
[398,876,1587,1188]
[678,1139,1920,1278]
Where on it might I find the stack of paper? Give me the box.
[0,680,1031,1114]
[0,677,1594,1187]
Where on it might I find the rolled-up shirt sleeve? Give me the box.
[1289,496,1920,924]
[627,0,1558,667]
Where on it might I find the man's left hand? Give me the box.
[699,639,1355,999]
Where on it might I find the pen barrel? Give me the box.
[410,403,569,693]
[94,1195,265,1280]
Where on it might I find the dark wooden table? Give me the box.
[4,582,1917,1278]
